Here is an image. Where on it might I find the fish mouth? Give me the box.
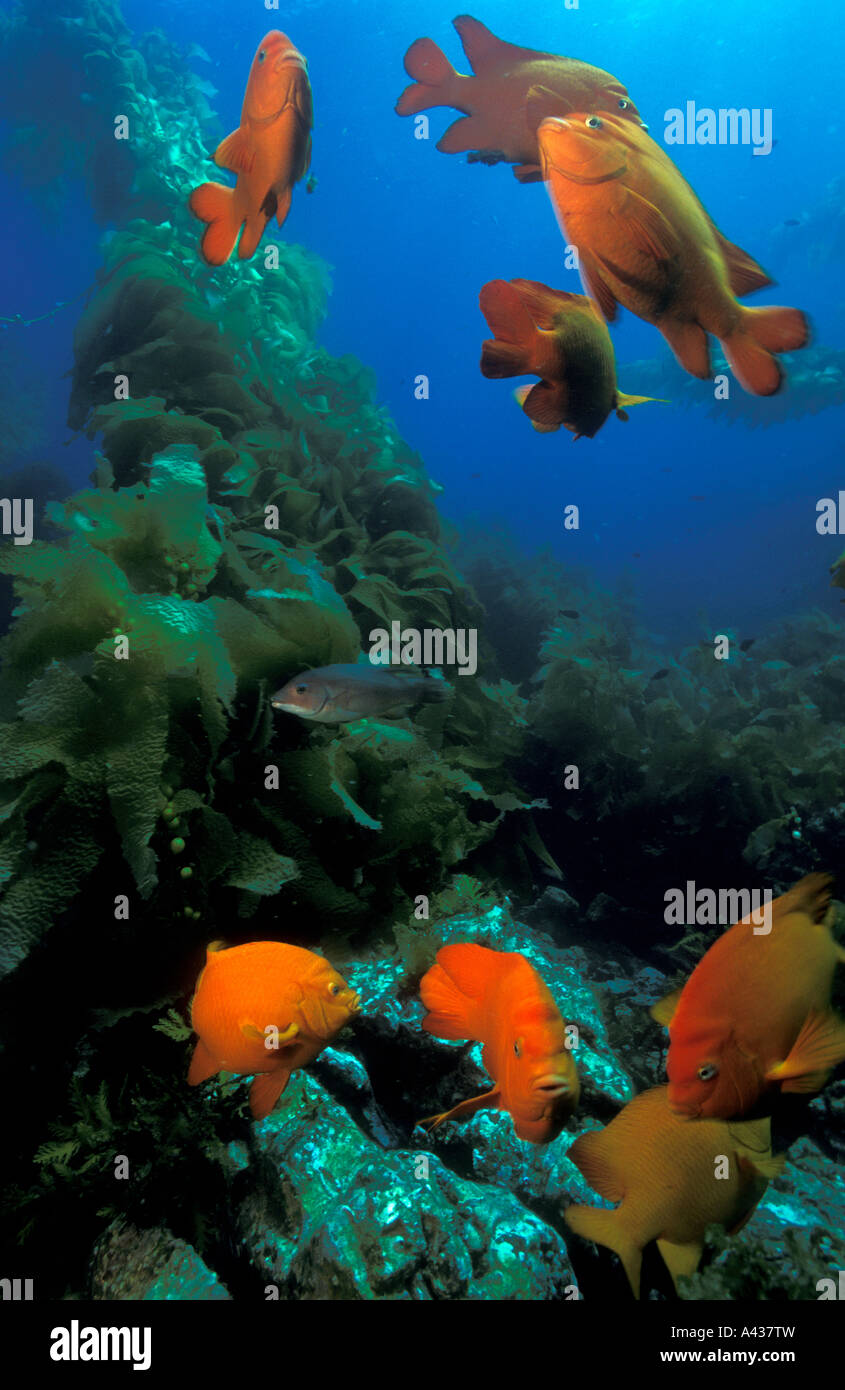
[669,1097,701,1118]
[275,52,307,74]
[532,1073,572,1099]
[349,992,362,1014]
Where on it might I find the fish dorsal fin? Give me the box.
[525,83,574,133]
[214,127,256,175]
[434,942,508,997]
[453,15,554,75]
[510,277,584,329]
[781,871,835,924]
[568,1128,625,1202]
[650,986,684,1028]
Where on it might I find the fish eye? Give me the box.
[618,99,630,110]
[296,683,308,693]
[586,116,603,130]
[329,983,340,996]
[513,1039,522,1058]
[697,1062,719,1081]
[258,49,266,62]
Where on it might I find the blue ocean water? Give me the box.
[2,0,842,643]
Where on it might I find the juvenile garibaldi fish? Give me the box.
[480,277,658,439]
[653,872,845,1119]
[538,111,809,395]
[395,14,640,184]
[189,31,312,264]
[188,940,361,1119]
[271,663,449,723]
[565,1086,784,1298]
[419,943,580,1143]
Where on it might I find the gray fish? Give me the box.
[271,664,450,724]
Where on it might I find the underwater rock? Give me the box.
[235,1071,574,1300]
[91,1220,231,1300]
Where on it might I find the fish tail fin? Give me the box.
[395,37,460,115]
[188,181,242,266]
[479,279,541,378]
[565,1205,643,1298]
[722,305,810,396]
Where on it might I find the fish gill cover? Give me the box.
[0,0,842,1320]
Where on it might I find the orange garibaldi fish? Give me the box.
[653,872,845,1120]
[565,1087,784,1298]
[537,110,809,395]
[419,942,579,1142]
[189,31,312,265]
[395,14,641,184]
[480,277,658,439]
[188,940,361,1119]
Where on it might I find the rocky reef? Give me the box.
[21,897,839,1301]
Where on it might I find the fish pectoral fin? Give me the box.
[417,1087,501,1132]
[519,381,565,433]
[738,1151,787,1183]
[240,1019,300,1047]
[649,986,684,1028]
[187,1038,219,1086]
[214,127,256,175]
[248,1068,292,1121]
[766,1008,845,1090]
[656,1238,703,1291]
[618,188,679,263]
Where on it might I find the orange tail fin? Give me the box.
[722,305,809,396]
[395,37,459,115]
[479,279,540,378]
[189,181,242,266]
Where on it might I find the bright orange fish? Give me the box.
[188,940,361,1119]
[480,277,658,439]
[566,1087,783,1298]
[538,110,809,395]
[395,14,640,184]
[189,31,312,265]
[419,943,579,1142]
[653,873,845,1119]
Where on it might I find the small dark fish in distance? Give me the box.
[651,668,670,681]
[740,638,756,651]
[690,494,706,501]
[558,609,580,619]
[783,218,800,227]
[470,471,482,478]
[271,663,449,724]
